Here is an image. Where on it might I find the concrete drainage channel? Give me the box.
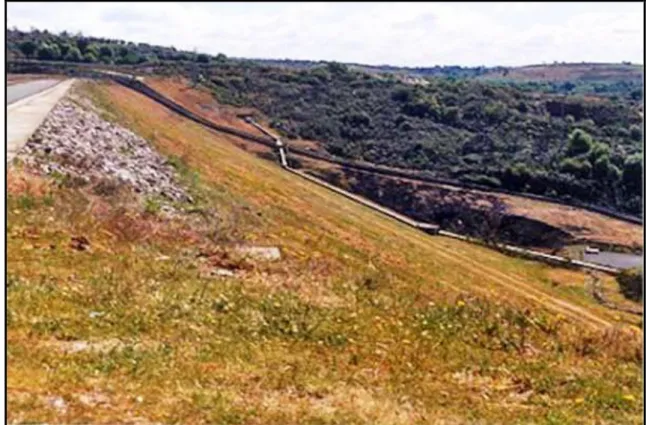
[98,72,620,275]
[246,119,620,276]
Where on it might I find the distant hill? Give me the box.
[480,62,644,83]
[7,27,643,98]
[247,59,644,99]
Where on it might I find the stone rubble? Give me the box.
[15,99,190,204]
[234,245,282,261]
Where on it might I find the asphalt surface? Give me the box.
[7,79,61,105]
[584,251,644,269]
[7,79,75,163]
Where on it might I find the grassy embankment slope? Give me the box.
[7,79,643,424]
[146,77,643,250]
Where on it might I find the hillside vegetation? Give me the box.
[197,61,643,217]
[6,28,644,216]
[143,77,644,250]
[255,59,644,100]
[7,79,643,424]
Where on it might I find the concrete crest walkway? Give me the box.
[7,79,76,163]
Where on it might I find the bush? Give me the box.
[19,40,38,57]
[36,43,60,60]
[196,53,210,63]
[83,52,97,63]
[560,158,592,178]
[391,88,413,102]
[616,267,643,301]
[99,44,113,60]
[629,125,642,142]
[76,37,90,53]
[462,174,501,188]
[588,142,610,164]
[566,129,594,157]
[622,154,643,193]
[64,46,82,62]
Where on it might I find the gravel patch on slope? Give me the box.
[14,98,190,204]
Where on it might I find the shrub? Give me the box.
[196,53,210,63]
[588,142,610,164]
[629,125,642,142]
[36,43,60,60]
[622,154,643,193]
[560,158,592,178]
[566,129,594,157]
[83,52,97,63]
[462,174,501,188]
[616,267,643,301]
[391,88,413,102]
[99,44,113,59]
[62,46,81,61]
[19,40,38,57]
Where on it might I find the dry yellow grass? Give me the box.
[6,79,643,424]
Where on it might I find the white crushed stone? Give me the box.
[234,245,282,261]
[15,99,190,204]
[44,395,67,413]
[77,392,111,407]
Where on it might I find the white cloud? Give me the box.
[7,1,644,66]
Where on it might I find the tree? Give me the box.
[118,52,140,65]
[196,53,210,63]
[59,43,72,57]
[501,163,532,191]
[592,155,611,180]
[83,52,97,63]
[118,45,129,58]
[64,46,82,62]
[607,163,622,183]
[566,129,594,157]
[326,61,349,74]
[588,142,610,164]
[629,125,642,142]
[36,43,60,60]
[99,45,113,59]
[561,81,576,92]
[85,44,100,58]
[145,54,160,65]
[616,267,642,301]
[19,40,37,57]
[76,37,90,53]
[391,88,413,102]
[622,154,643,193]
[560,157,592,178]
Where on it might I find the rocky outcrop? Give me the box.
[15,99,190,204]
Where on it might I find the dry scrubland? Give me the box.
[6,79,643,424]
[147,77,644,250]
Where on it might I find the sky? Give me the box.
[6,2,644,67]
